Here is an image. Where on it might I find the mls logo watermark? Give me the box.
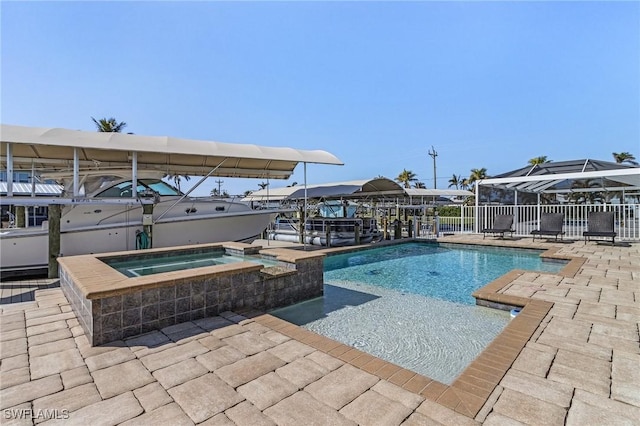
[3,408,70,421]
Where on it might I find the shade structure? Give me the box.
[0,124,343,179]
[479,159,640,195]
[242,178,406,201]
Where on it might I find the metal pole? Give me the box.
[303,162,308,249]
[73,148,79,197]
[475,181,480,233]
[30,162,36,198]
[514,189,518,235]
[132,152,138,199]
[428,146,438,189]
[7,143,13,196]
[155,160,226,222]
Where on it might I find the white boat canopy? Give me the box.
[242,179,473,202]
[1,124,343,179]
[242,178,406,201]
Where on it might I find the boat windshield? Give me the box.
[94,179,182,198]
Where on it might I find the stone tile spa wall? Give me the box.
[58,243,325,346]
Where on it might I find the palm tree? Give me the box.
[171,175,190,192]
[569,179,604,204]
[91,117,127,133]
[395,169,418,188]
[210,188,230,198]
[448,174,462,189]
[414,181,426,189]
[465,168,488,202]
[258,182,269,190]
[528,156,551,166]
[612,152,638,165]
[467,168,488,187]
[460,177,470,191]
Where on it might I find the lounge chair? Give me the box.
[482,215,514,239]
[531,213,565,241]
[583,211,616,244]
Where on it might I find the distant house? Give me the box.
[0,173,63,227]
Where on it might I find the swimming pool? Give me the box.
[106,251,278,277]
[324,242,564,305]
[271,242,565,384]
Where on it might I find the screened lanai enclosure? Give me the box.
[436,159,640,241]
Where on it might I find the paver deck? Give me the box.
[0,236,638,425]
[0,278,59,305]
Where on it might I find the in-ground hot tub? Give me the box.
[104,248,280,277]
[58,242,325,346]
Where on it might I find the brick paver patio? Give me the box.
[0,236,638,425]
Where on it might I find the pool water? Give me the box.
[106,252,278,277]
[324,242,564,305]
[271,242,565,384]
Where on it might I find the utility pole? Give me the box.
[215,179,224,196]
[428,146,438,189]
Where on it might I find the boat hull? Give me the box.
[0,211,277,277]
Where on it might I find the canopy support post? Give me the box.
[537,193,541,228]
[73,148,79,197]
[303,162,308,249]
[6,142,13,196]
[132,152,138,199]
[514,189,518,233]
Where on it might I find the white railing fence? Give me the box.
[418,204,640,241]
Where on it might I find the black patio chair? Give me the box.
[481,215,514,239]
[583,211,616,244]
[531,213,565,241]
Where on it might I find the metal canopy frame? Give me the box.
[1,124,343,207]
[473,159,640,233]
[241,178,407,202]
[480,159,640,195]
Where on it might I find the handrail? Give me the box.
[154,161,226,223]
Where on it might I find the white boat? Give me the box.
[268,216,383,247]
[1,124,344,277]
[0,172,280,276]
[268,200,383,247]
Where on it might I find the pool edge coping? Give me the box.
[57,242,325,299]
[252,239,586,419]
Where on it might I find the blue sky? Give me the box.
[2,1,639,196]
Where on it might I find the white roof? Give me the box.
[0,124,343,179]
[0,182,63,196]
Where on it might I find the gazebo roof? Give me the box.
[479,159,640,194]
